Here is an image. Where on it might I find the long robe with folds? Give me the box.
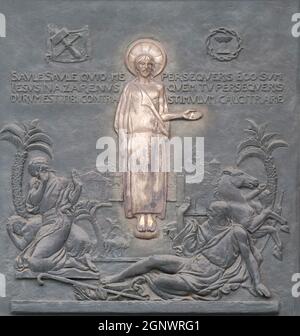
[114,79,170,219]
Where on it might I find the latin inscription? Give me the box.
[10,71,286,105]
[163,72,285,105]
[10,71,126,104]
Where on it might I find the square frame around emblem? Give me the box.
[46,24,91,63]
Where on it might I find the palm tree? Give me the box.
[237,119,288,208]
[0,119,53,217]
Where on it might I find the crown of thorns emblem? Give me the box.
[46,25,91,63]
[206,27,243,62]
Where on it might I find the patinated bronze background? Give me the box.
[0,0,299,315]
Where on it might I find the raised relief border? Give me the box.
[11,300,279,314]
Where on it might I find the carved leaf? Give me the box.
[261,132,279,146]
[73,286,92,301]
[0,124,25,141]
[236,147,266,165]
[26,133,53,147]
[0,133,23,148]
[73,286,108,301]
[257,122,268,139]
[245,119,259,132]
[237,139,260,153]
[243,129,257,136]
[31,119,40,127]
[28,127,44,137]
[266,140,288,154]
[21,122,30,133]
[26,142,53,159]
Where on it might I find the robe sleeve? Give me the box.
[161,85,170,135]
[114,83,131,134]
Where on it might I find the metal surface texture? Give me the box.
[0,0,299,315]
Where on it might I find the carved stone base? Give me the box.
[11,300,280,315]
[133,229,160,240]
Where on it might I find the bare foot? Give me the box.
[272,246,283,261]
[255,283,271,298]
[85,254,98,273]
[65,257,89,271]
[146,215,157,232]
[101,274,119,285]
[137,215,146,232]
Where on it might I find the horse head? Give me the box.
[222,166,259,190]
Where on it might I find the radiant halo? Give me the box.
[125,38,167,77]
